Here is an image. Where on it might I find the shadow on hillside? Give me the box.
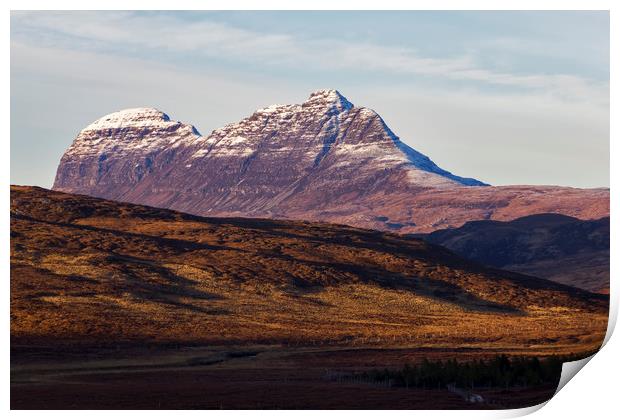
[103,253,224,313]
[269,253,521,314]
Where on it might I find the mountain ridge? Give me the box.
[420,213,610,293]
[53,90,609,233]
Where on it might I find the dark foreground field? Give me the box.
[11,345,559,409]
[10,186,606,409]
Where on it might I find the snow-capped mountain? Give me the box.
[53,90,609,233]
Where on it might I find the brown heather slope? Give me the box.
[11,186,607,356]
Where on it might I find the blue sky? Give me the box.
[10,11,609,188]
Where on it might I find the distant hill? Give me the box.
[11,186,607,355]
[52,89,609,234]
[420,214,609,293]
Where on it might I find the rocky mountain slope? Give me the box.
[11,186,607,353]
[53,90,609,233]
[420,214,610,294]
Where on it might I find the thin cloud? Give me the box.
[10,11,608,106]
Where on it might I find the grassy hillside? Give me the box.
[11,186,607,356]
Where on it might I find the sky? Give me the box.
[10,11,610,188]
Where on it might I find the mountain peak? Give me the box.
[62,107,200,161]
[305,89,353,112]
[83,107,171,131]
[54,92,609,235]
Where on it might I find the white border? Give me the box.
[2,0,618,11]
[4,1,617,419]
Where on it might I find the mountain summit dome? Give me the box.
[82,108,172,131]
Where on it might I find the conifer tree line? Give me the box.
[350,354,582,389]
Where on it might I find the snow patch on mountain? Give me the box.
[383,122,487,186]
[64,107,202,158]
[83,108,171,131]
[305,89,354,113]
